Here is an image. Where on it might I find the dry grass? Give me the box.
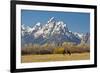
[21,52,90,63]
[22,43,90,55]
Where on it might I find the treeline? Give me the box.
[21,42,90,55]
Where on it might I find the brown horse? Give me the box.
[63,49,71,55]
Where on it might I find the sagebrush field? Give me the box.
[21,42,90,63]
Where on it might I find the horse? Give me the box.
[63,49,71,55]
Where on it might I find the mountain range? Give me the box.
[21,17,90,46]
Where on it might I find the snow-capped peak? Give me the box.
[47,17,55,23]
[21,24,26,30]
[35,22,41,26]
[73,32,84,39]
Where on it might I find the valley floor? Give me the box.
[21,53,90,63]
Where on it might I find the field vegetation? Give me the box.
[21,42,90,63]
[21,42,90,55]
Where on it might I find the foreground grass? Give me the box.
[21,53,90,63]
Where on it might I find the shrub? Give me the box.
[53,47,65,54]
[21,42,90,55]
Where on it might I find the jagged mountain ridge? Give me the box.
[21,17,90,46]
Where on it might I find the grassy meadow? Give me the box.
[21,53,90,63]
[21,42,90,63]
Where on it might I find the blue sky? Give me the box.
[21,10,90,33]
